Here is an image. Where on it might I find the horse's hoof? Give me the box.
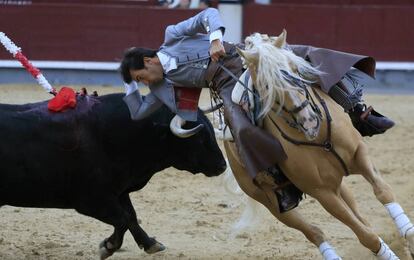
[145,241,166,254]
[406,228,414,259]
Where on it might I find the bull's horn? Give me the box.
[170,115,204,138]
[236,48,259,64]
[201,102,223,114]
[274,29,287,48]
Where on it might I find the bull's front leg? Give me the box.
[76,198,129,259]
[118,193,166,254]
[98,225,165,258]
[76,193,161,260]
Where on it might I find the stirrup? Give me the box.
[267,166,303,213]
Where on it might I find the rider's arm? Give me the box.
[164,8,225,43]
[123,82,163,121]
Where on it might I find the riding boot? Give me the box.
[328,81,395,137]
[267,165,303,213]
[348,103,395,137]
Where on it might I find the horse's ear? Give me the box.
[274,29,287,48]
[236,47,259,64]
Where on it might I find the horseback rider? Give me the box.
[119,8,394,212]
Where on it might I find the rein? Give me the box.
[217,61,260,100]
[268,86,350,177]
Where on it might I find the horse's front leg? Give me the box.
[224,141,341,259]
[256,179,342,260]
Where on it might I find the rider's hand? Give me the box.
[209,39,226,62]
[124,81,138,95]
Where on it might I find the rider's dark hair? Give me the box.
[119,47,157,83]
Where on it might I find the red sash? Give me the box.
[174,87,201,112]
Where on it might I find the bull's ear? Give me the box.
[274,29,287,48]
[236,48,259,64]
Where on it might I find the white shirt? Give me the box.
[157,29,223,73]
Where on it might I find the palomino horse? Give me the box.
[223,30,414,259]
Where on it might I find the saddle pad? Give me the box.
[231,70,255,111]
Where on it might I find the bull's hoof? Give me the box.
[145,241,166,254]
[98,240,106,249]
[98,239,116,260]
[99,246,113,260]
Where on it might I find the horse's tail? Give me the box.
[220,161,264,238]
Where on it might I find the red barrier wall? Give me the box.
[243,3,414,61]
[1,2,413,62]
[267,0,414,5]
[0,4,198,61]
[31,0,158,5]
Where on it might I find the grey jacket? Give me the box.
[123,8,225,122]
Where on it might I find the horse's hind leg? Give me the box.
[340,182,370,227]
[353,142,395,204]
[314,190,398,259]
[353,141,414,256]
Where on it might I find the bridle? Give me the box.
[267,74,350,177]
[273,70,322,130]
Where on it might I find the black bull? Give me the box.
[0,93,226,258]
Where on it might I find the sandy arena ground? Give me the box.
[0,84,413,260]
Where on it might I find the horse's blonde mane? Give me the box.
[246,33,323,118]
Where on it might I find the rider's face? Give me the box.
[130,57,164,86]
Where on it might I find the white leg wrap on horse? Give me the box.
[385,202,414,237]
[376,238,399,260]
[319,242,342,260]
